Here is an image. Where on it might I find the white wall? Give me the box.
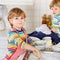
[33,0,52,28]
[3,5,35,33]
[0,0,52,33]
[1,0,34,5]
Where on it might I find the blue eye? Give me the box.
[21,17,24,19]
[15,18,18,20]
[55,8,57,10]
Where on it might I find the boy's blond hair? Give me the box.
[8,7,26,26]
[42,14,52,28]
[49,0,60,9]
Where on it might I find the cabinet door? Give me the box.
[1,0,34,5]
[0,5,6,30]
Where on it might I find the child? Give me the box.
[28,14,60,44]
[49,0,60,33]
[3,8,41,60]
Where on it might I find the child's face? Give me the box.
[10,16,25,29]
[51,5,60,16]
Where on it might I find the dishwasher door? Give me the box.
[28,51,60,60]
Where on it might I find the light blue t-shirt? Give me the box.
[52,14,60,33]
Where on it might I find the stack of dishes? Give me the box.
[35,40,46,50]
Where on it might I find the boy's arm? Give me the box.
[24,43,41,58]
[8,32,41,57]
[8,32,26,49]
[51,27,57,32]
[8,32,35,49]
[27,36,36,46]
[51,18,59,32]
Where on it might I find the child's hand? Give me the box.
[24,43,41,58]
[33,48,41,58]
[51,27,57,32]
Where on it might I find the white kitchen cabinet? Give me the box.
[0,0,34,5]
[0,5,7,30]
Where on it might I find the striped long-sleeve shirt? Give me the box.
[5,30,32,59]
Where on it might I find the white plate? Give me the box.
[35,40,46,45]
[29,37,40,41]
[35,46,45,50]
